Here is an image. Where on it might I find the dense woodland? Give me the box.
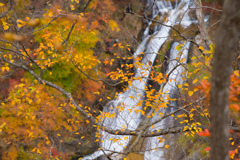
[0,0,239,159]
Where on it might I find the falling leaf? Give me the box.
[4,33,24,41]
[26,19,40,27]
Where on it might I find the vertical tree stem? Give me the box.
[210,0,240,160]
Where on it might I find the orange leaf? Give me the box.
[229,130,234,133]
[204,147,211,151]
[198,129,210,137]
[229,150,236,157]
[234,70,239,77]
[229,104,240,111]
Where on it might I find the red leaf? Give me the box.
[198,129,210,137]
[229,130,234,133]
[204,147,211,151]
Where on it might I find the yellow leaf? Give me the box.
[234,70,239,77]
[32,148,37,152]
[124,137,128,140]
[165,145,170,148]
[178,84,182,88]
[70,5,75,10]
[175,45,182,51]
[0,3,4,6]
[46,140,50,144]
[29,132,33,137]
[48,11,53,17]
[191,56,196,60]
[57,134,61,136]
[193,79,198,84]
[17,19,26,28]
[109,20,120,32]
[188,91,193,97]
[199,46,204,51]
[2,21,9,30]
[194,88,198,92]
[180,58,186,63]
[37,149,41,154]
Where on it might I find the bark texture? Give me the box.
[194,0,213,49]
[210,0,240,160]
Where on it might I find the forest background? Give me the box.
[0,0,239,160]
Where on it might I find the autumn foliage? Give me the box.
[0,0,239,159]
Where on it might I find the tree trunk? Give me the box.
[194,0,212,49]
[210,0,240,160]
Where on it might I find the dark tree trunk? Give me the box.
[210,0,240,160]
